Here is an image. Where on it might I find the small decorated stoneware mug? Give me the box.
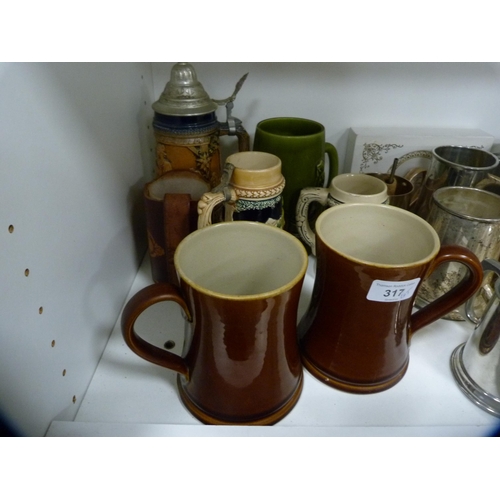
[197,151,285,229]
[296,173,388,253]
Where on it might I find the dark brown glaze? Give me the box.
[144,191,196,286]
[163,196,198,286]
[121,277,305,425]
[298,240,483,394]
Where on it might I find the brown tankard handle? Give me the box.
[410,245,483,335]
[121,283,192,379]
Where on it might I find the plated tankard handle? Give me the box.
[465,259,500,325]
[410,245,483,335]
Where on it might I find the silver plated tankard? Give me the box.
[451,259,500,417]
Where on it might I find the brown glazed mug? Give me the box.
[144,171,210,285]
[298,203,483,394]
[122,221,308,425]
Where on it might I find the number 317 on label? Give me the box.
[366,278,421,303]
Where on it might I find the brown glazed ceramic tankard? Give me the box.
[298,203,483,394]
[122,221,308,425]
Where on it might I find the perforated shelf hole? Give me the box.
[164,340,176,350]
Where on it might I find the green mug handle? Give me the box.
[325,142,339,186]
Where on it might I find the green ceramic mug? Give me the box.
[253,117,338,235]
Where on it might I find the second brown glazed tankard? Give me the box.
[298,203,483,394]
[121,221,308,425]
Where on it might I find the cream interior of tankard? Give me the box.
[175,222,308,297]
[317,204,439,266]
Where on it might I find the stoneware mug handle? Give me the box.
[296,187,329,253]
[197,162,238,229]
[121,283,192,379]
[410,245,483,335]
[197,188,239,229]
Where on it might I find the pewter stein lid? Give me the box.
[152,62,218,116]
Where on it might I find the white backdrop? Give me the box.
[153,62,500,169]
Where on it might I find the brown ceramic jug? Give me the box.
[298,203,483,394]
[122,221,308,425]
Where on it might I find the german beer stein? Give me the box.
[152,62,250,188]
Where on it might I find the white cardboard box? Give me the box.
[345,127,495,176]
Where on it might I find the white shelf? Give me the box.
[48,255,500,437]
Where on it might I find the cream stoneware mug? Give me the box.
[296,173,388,253]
